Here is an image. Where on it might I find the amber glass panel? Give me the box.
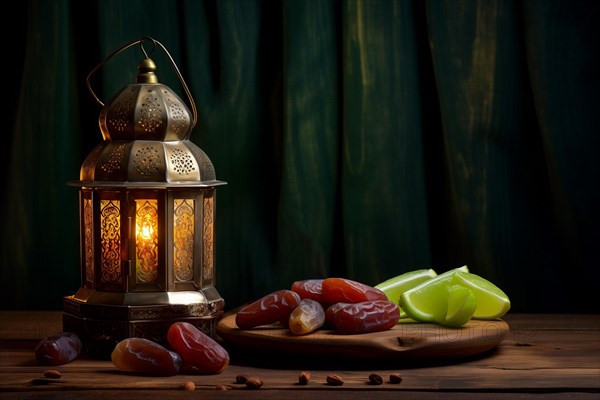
[100,199,121,283]
[173,198,194,281]
[83,198,94,283]
[135,199,159,283]
[203,193,214,281]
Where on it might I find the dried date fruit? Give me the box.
[236,373,249,383]
[389,373,403,384]
[326,300,400,333]
[288,299,326,335]
[111,338,182,376]
[291,279,334,309]
[235,290,301,329]
[291,279,327,303]
[35,332,82,366]
[167,322,229,374]
[322,278,387,304]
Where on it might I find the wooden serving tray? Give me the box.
[217,314,509,360]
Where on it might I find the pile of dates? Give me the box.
[112,322,229,376]
[34,323,229,376]
[236,278,400,335]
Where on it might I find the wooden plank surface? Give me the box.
[0,313,598,399]
[0,311,63,340]
[217,314,509,359]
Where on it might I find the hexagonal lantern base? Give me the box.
[63,295,224,359]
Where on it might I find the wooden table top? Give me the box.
[0,312,598,399]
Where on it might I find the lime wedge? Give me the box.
[399,273,455,323]
[400,268,510,327]
[443,285,477,327]
[452,271,510,319]
[374,269,438,304]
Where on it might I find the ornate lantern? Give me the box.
[63,37,226,358]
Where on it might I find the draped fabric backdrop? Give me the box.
[2,0,598,313]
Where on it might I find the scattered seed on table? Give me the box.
[368,373,383,385]
[298,371,310,385]
[245,377,263,389]
[43,370,61,379]
[326,374,344,386]
[179,381,195,391]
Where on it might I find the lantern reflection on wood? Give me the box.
[63,37,226,358]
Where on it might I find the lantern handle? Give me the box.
[85,36,198,128]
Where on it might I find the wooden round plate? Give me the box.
[216,314,509,360]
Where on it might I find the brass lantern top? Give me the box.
[72,37,225,189]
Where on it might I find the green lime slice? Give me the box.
[442,285,477,327]
[451,271,510,319]
[374,268,438,304]
[399,273,455,323]
[400,268,510,327]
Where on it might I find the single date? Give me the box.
[326,300,400,333]
[235,290,301,329]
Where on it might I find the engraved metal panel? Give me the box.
[83,198,94,284]
[173,198,194,282]
[137,88,164,133]
[80,142,106,181]
[170,148,195,175]
[99,143,127,175]
[164,143,200,182]
[133,145,161,176]
[100,199,121,283]
[128,141,165,181]
[162,88,190,138]
[107,86,137,134]
[203,192,214,281]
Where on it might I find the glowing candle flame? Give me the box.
[135,200,159,283]
[139,222,154,240]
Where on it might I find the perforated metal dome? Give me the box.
[73,57,224,188]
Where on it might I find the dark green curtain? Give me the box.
[2,0,598,313]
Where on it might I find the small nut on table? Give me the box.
[298,371,311,385]
[236,373,249,384]
[368,373,383,385]
[43,370,61,379]
[179,381,195,391]
[326,374,344,386]
[245,377,263,389]
[389,373,403,384]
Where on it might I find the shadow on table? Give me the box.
[227,345,502,371]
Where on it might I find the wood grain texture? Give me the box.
[0,313,598,399]
[216,314,509,360]
[0,311,63,340]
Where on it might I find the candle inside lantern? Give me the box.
[135,199,159,283]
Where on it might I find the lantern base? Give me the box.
[62,290,224,359]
